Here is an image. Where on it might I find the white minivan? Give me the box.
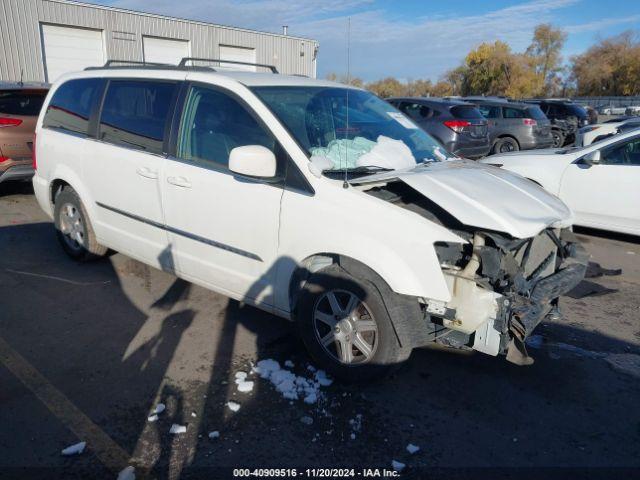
[32,61,587,380]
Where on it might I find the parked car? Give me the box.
[481,129,640,236]
[386,97,490,159]
[525,100,589,147]
[0,82,49,185]
[464,98,553,154]
[576,117,640,146]
[32,65,586,378]
[625,105,640,116]
[598,105,627,115]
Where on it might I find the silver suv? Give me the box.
[467,98,553,154]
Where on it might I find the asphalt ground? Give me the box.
[1,181,639,480]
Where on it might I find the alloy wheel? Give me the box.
[59,203,85,252]
[312,289,378,365]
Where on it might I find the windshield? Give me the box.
[252,86,446,171]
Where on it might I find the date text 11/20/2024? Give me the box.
[233,468,402,477]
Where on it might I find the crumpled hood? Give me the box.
[351,160,573,238]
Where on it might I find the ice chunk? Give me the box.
[391,460,406,472]
[350,433,356,440]
[303,392,317,404]
[227,401,241,412]
[406,443,420,454]
[169,424,186,434]
[117,466,136,480]
[284,360,295,368]
[191,412,197,418]
[235,371,248,382]
[237,380,254,393]
[147,414,158,422]
[208,431,220,439]
[153,403,166,415]
[315,370,333,387]
[61,441,86,456]
[300,416,313,425]
[253,359,281,379]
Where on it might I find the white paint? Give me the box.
[41,24,104,83]
[143,36,190,66]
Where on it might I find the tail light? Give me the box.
[0,156,9,163]
[443,120,471,133]
[523,118,537,126]
[32,133,37,170]
[0,117,23,127]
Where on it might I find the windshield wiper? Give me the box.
[322,165,394,176]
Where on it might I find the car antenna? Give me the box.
[343,17,351,189]
[19,68,24,87]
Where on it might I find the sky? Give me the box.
[87,0,640,81]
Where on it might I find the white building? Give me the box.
[0,0,319,83]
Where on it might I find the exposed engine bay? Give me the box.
[364,180,588,365]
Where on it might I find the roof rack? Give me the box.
[178,57,279,73]
[85,59,176,71]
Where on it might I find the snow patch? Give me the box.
[147,414,158,423]
[61,441,86,456]
[208,431,220,439]
[284,360,295,368]
[252,359,333,404]
[406,443,420,454]
[117,466,136,480]
[227,401,241,412]
[391,460,406,472]
[169,424,186,434]
[153,403,166,415]
[300,416,314,425]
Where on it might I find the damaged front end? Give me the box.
[432,228,588,365]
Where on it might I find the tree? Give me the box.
[325,72,365,88]
[526,24,567,95]
[366,77,407,98]
[571,31,640,96]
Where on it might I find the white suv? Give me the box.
[32,61,587,380]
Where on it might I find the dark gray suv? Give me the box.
[387,97,490,159]
[466,98,553,154]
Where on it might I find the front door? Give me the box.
[560,135,640,234]
[85,79,180,268]
[161,84,284,307]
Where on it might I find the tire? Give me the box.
[54,187,107,261]
[493,137,519,154]
[551,130,564,148]
[295,264,411,382]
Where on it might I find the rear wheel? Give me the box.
[493,137,519,154]
[296,264,410,382]
[551,129,564,148]
[54,187,107,261]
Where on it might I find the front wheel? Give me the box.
[295,264,410,382]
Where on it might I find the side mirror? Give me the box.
[583,150,601,165]
[229,145,277,178]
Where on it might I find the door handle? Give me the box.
[136,167,158,179]
[167,176,192,188]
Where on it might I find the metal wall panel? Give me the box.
[0,0,318,82]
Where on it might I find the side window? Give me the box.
[42,78,102,135]
[503,107,525,119]
[478,105,499,119]
[601,137,640,166]
[177,86,277,169]
[399,102,431,121]
[99,80,177,155]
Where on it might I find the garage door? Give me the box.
[219,45,257,72]
[41,24,105,83]
[143,36,190,66]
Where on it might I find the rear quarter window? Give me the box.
[43,79,103,135]
[503,107,525,119]
[525,106,547,120]
[450,105,484,120]
[0,90,47,116]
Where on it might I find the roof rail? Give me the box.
[85,59,175,70]
[178,57,279,73]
